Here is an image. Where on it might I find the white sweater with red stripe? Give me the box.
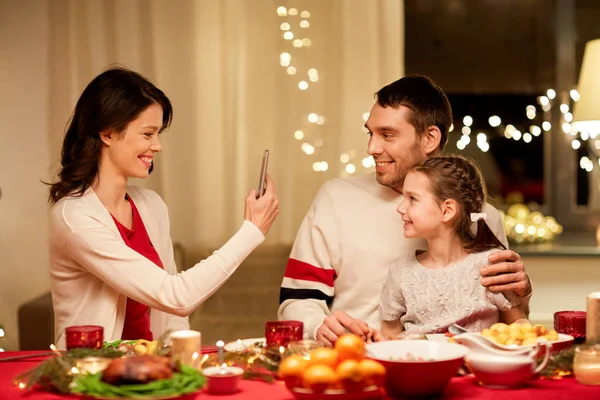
[278,173,512,339]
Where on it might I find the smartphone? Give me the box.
[257,150,270,198]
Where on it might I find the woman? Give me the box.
[48,67,279,348]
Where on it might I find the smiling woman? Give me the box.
[46,67,280,349]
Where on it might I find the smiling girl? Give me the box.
[379,155,528,339]
[48,67,279,348]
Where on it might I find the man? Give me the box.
[277,75,531,344]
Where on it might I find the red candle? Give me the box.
[554,311,586,342]
[65,325,104,350]
[265,320,303,347]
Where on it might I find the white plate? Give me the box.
[472,332,574,350]
[223,337,266,352]
[425,334,449,343]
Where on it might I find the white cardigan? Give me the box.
[49,186,264,349]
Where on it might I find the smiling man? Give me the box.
[277,75,532,344]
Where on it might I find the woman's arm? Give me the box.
[64,220,264,317]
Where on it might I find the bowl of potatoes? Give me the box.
[477,322,573,352]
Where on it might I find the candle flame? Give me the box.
[221,363,227,369]
[199,354,209,367]
[18,382,25,389]
[279,346,285,354]
[70,366,79,374]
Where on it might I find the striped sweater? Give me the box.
[277,173,514,339]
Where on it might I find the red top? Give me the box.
[111,196,164,341]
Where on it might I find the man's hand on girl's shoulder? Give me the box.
[480,249,531,297]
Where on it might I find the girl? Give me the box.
[379,155,528,338]
[48,67,280,348]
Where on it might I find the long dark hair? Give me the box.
[411,155,506,252]
[48,66,173,204]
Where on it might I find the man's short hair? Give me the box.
[375,75,453,151]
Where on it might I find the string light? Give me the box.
[488,115,501,127]
[542,121,552,131]
[277,6,287,16]
[570,89,580,102]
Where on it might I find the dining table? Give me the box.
[1,350,599,400]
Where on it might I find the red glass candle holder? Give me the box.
[65,325,104,350]
[265,320,303,347]
[554,311,586,342]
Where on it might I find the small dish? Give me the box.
[223,338,265,352]
[202,366,244,394]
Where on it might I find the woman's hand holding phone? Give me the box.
[245,173,279,235]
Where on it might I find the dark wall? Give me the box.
[405,0,600,94]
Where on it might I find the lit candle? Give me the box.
[587,292,600,344]
[216,340,225,366]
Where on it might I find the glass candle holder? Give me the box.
[65,325,104,350]
[170,330,202,367]
[554,311,586,342]
[265,320,303,347]
[574,344,600,385]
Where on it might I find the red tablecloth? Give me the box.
[1,351,600,399]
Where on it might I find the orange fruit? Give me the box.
[302,364,338,393]
[308,347,339,368]
[334,334,366,362]
[357,359,386,386]
[278,355,309,389]
[336,359,364,392]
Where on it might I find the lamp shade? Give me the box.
[573,39,600,133]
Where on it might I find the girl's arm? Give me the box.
[381,319,404,340]
[500,307,529,325]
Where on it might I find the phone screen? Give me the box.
[257,150,270,198]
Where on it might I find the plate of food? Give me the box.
[449,323,574,352]
[71,354,205,399]
[224,338,266,352]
